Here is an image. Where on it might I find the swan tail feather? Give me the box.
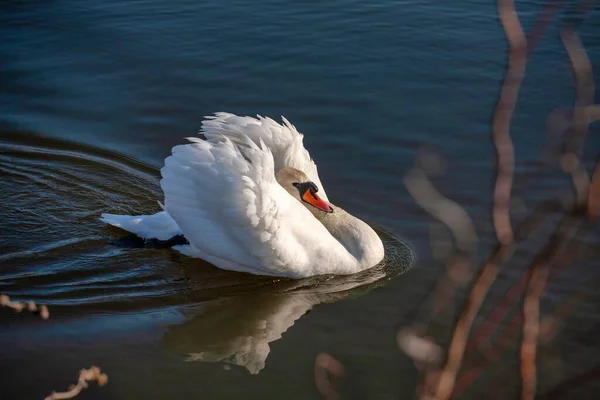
[100,211,182,241]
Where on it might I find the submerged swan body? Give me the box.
[100,113,384,278]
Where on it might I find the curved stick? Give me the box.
[44,366,108,400]
[492,0,527,245]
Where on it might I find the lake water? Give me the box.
[1,1,599,399]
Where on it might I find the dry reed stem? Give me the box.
[403,164,477,324]
[314,353,344,400]
[492,0,527,246]
[1,296,108,398]
[520,218,579,400]
[44,366,108,400]
[560,27,595,157]
[426,203,552,399]
[429,2,527,392]
[463,264,529,356]
[403,167,477,256]
[453,225,583,397]
[0,294,49,319]
[404,1,596,398]
[453,316,522,397]
[560,153,590,209]
[397,328,443,369]
[430,244,514,400]
[525,0,564,55]
[521,26,598,382]
[460,203,556,359]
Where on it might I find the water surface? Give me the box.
[1,1,599,398]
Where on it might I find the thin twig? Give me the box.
[526,0,564,55]
[560,153,590,210]
[314,353,344,400]
[403,167,477,256]
[0,294,49,319]
[44,366,108,400]
[453,315,522,398]
[431,244,514,400]
[455,220,582,397]
[492,0,527,246]
[560,26,595,157]
[520,217,581,400]
[429,199,551,399]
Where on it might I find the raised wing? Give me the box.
[159,134,343,277]
[200,112,329,201]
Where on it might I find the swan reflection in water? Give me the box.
[162,232,413,374]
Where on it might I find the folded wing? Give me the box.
[200,112,329,201]
[160,135,336,277]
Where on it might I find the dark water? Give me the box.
[1,1,599,399]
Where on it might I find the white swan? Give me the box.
[100,112,384,278]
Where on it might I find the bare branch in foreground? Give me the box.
[560,153,590,210]
[560,26,595,157]
[492,0,527,246]
[520,217,581,400]
[403,166,477,257]
[1,294,49,319]
[430,244,514,400]
[44,366,108,400]
[397,328,443,369]
[314,353,344,400]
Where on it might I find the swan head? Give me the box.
[275,167,333,214]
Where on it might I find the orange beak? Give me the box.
[302,190,333,213]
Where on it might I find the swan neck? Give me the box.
[316,206,382,264]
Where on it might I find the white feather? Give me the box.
[100,211,181,241]
[100,113,384,278]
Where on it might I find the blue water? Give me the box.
[1,1,599,398]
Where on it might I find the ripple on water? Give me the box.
[0,129,414,316]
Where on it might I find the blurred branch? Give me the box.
[462,202,556,357]
[403,167,477,257]
[430,244,513,400]
[560,26,594,157]
[453,220,584,398]
[492,0,527,246]
[1,296,108,398]
[44,366,108,400]
[526,0,564,54]
[560,153,590,210]
[314,353,344,400]
[520,216,581,400]
[403,161,477,326]
[1,294,49,319]
[426,1,527,397]
[429,204,569,398]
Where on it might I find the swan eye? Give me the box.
[292,181,318,195]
